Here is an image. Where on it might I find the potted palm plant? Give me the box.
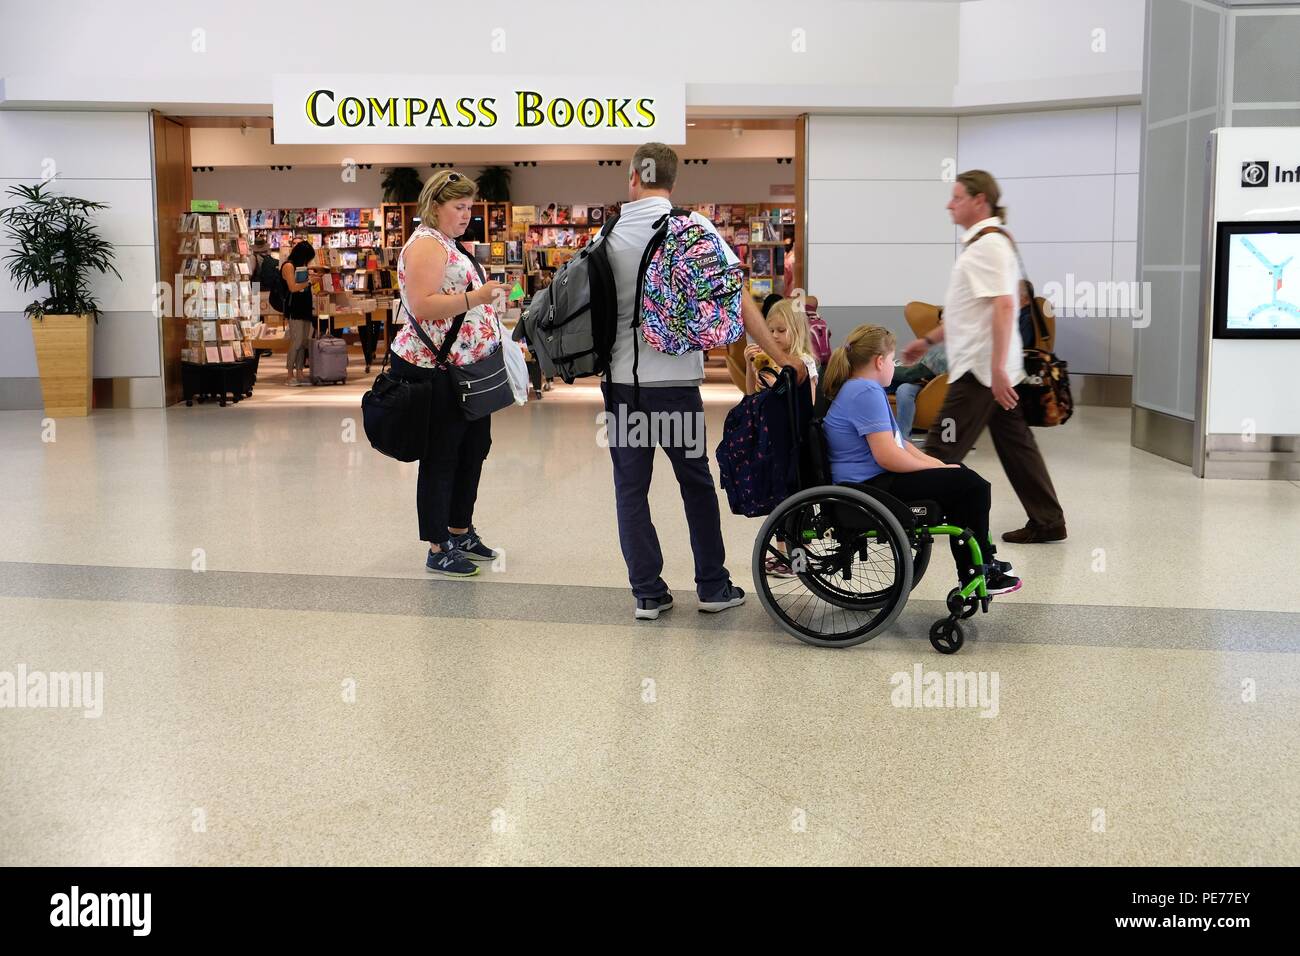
[0,182,120,417]
[475,166,511,202]
[381,167,424,203]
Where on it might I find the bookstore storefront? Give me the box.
[154,77,804,408]
[175,128,800,408]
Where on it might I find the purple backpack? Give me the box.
[635,209,746,356]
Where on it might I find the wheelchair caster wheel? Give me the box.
[960,597,979,620]
[929,619,964,654]
[945,588,966,617]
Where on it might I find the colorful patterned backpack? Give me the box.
[635,209,746,356]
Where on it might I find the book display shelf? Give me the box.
[176,207,259,406]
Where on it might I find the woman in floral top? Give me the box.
[388,169,507,578]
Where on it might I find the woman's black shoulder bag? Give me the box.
[360,306,457,462]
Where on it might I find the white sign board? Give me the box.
[272,75,685,145]
[1204,127,1300,437]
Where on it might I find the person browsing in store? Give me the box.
[281,239,317,387]
[822,324,1021,595]
[387,169,507,578]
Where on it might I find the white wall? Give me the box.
[193,161,793,210]
[0,1,1142,114]
[956,0,1145,106]
[0,110,162,405]
[806,106,1140,376]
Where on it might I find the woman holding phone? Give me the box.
[388,169,506,577]
[281,240,317,387]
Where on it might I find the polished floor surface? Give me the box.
[1,357,1297,865]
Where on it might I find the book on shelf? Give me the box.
[570,204,587,225]
[512,205,537,225]
[750,219,767,243]
[554,205,571,224]
[540,203,557,223]
[330,209,345,227]
[219,346,235,363]
[473,243,491,263]
[205,346,221,363]
[209,260,225,277]
[505,241,522,265]
[345,208,360,227]
[490,241,506,264]
[749,277,773,297]
[735,228,750,245]
[588,206,604,226]
[215,214,232,233]
[750,248,773,277]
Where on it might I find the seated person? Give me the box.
[1018,279,1042,349]
[821,324,1021,595]
[890,338,947,437]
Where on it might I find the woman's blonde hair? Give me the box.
[416,169,477,229]
[822,324,896,400]
[765,298,813,362]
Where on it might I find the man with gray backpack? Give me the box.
[599,142,803,620]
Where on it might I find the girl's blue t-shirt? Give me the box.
[823,377,904,483]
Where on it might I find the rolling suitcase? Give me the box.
[310,334,348,385]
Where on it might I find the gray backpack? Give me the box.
[515,217,618,383]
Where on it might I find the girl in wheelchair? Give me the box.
[821,325,1021,596]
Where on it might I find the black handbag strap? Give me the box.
[964,225,1049,347]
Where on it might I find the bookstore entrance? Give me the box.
[156,115,805,408]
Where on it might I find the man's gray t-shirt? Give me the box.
[602,196,741,387]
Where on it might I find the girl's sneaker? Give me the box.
[985,560,1022,595]
[426,544,479,577]
[764,555,795,578]
[450,526,497,562]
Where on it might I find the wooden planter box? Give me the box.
[29,313,94,417]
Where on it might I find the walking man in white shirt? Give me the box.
[901,170,1066,544]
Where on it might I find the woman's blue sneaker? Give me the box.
[426,544,479,577]
[450,526,497,562]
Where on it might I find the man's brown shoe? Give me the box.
[1001,520,1067,544]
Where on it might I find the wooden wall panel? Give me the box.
[153,112,192,406]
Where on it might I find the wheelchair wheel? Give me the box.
[753,486,913,647]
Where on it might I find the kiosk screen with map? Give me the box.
[1214,222,1300,338]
